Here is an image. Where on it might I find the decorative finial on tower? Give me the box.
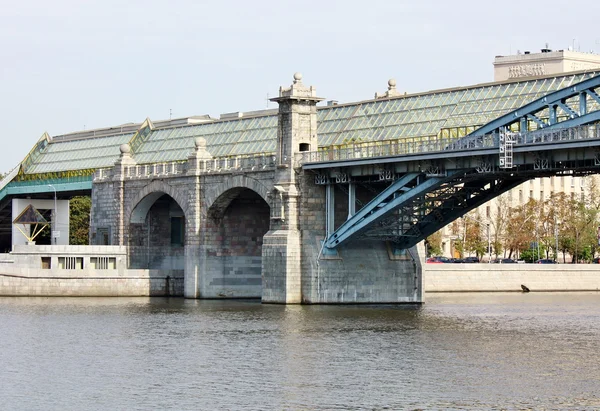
[272,73,323,101]
[195,137,206,149]
[120,144,131,155]
[188,136,212,162]
[115,143,136,166]
[375,78,401,99]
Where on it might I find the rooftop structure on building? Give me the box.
[494,45,600,81]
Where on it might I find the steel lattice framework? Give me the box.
[321,74,600,250]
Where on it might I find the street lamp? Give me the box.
[555,215,559,262]
[48,184,57,245]
[486,223,491,264]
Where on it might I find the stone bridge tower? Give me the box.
[262,73,323,303]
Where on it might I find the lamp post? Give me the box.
[487,223,491,263]
[554,215,560,262]
[48,184,57,245]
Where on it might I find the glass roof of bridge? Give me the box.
[24,132,135,174]
[19,70,600,174]
[132,115,278,164]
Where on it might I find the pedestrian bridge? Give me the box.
[300,74,600,251]
[2,72,600,304]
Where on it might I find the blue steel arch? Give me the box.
[323,74,600,250]
[469,73,600,136]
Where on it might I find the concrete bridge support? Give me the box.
[262,73,424,304]
[90,74,425,304]
[295,169,425,304]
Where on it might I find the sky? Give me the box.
[1,0,599,172]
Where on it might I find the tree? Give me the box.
[463,212,486,259]
[505,199,539,259]
[450,219,465,257]
[550,190,599,263]
[69,196,91,245]
[425,230,443,257]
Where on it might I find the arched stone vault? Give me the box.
[204,175,271,219]
[126,180,190,225]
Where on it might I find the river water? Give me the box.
[1,293,600,410]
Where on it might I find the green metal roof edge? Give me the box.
[0,175,93,203]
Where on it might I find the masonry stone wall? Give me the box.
[128,194,184,272]
[85,74,428,304]
[0,245,183,296]
[424,264,600,292]
[201,189,269,298]
[91,169,275,300]
[0,273,183,297]
[297,171,424,303]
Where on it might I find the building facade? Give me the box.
[494,47,600,82]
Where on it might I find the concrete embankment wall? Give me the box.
[0,245,183,297]
[425,264,600,292]
[0,271,182,297]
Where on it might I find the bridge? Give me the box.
[1,71,600,304]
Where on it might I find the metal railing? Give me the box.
[296,123,600,166]
[295,135,497,165]
[92,124,600,182]
[515,123,600,145]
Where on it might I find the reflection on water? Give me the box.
[1,293,600,410]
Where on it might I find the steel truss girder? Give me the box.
[360,177,500,239]
[324,167,528,250]
[388,177,528,250]
[364,179,488,237]
[468,74,600,136]
[324,172,448,249]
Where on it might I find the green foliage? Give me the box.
[463,213,487,259]
[69,196,91,245]
[519,244,546,263]
[496,181,600,263]
[426,231,443,256]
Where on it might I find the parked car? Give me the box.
[426,256,451,264]
[493,258,517,264]
[535,259,557,264]
[592,257,600,264]
[461,256,480,263]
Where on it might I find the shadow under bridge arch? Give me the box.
[204,187,270,298]
[128,192,186,285]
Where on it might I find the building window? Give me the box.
[486,206,490,218]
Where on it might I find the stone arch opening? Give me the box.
[205,187,270,298]
[128,193,186,274]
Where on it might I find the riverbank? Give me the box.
[2,245,600,297]
[425,263,600,292]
